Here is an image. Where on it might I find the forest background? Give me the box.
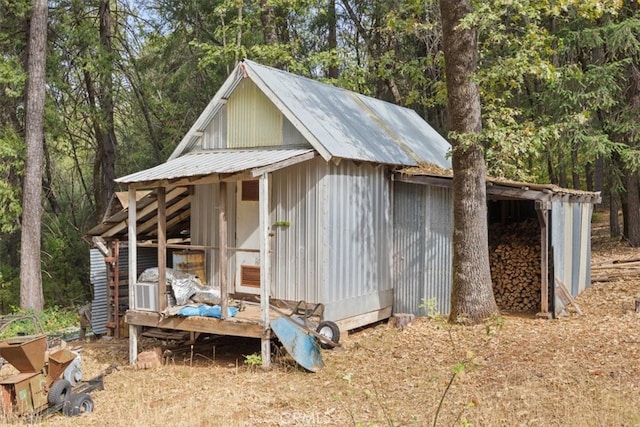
[0,0,638,312]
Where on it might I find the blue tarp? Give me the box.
[177,305,239,318]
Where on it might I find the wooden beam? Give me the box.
[125,310,266,338]
[250,151,317,177]
[259,173,271,368]
[137,196,190,235]
[335,306,393,332]
[537,205,549,314]
[219,182,228,320]
[104,187,187,237]
[157,187,167,312]
[128,188,140,365]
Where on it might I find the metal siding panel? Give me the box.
[324,161,392,320]
[203,104,227,150]
[283,117,308,146]
[271,157,326,302]
[571,203,582,295]
[578,203,592,294]
[89,249,108,335]
[192,183,237,288]
[227,79,282,148]
[551,201,566,313]
[393,182,453,316]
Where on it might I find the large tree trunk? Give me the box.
[440,0,498,324]
[20,0,48,312]
[623,172,640,246]
[98,0,117,217]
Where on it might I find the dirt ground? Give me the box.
[36,218,640,426]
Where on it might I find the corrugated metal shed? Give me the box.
[169,59,452,169]
[116,147,315,186]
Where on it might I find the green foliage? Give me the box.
[0,126,24,233]
[243,353,263,370]
[419,297,441,319]
[0,306,78,339]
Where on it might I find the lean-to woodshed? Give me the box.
[93,60,451,366]
[393,172,601,318]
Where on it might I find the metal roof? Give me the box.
[117,147,316,187]
[169,59,451,168]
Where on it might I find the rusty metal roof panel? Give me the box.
[116,147,315,185]
[244,60,451,168]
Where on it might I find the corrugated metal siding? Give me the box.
[203,104,227,150]
[551,201,593,314]
[89,249,108,335]
[323,161,393,320]
[89,245,161,334]
[393,182,453,316]
[271,157,326,302]
[228,79,282,148]
[283,117,307,146]
[192,183,237,288]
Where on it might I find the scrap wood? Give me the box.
[555,278,583,315]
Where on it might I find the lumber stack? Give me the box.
[489,220,541,311]
[591,256,640,282]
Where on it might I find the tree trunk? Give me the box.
[440,0,498,324]
[20,0,48,312]
[327,0,339,79]
[623,172,640,246]
[98,0,117,218]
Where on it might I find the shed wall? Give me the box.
[227,79,282,148]
[551,201,593,314]
[393,181,453,316]
[271,159,393,321]
[324,161,393,320]
[271,157,326,302]
[192,183,237,287]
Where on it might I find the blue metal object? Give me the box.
[270,316,324,372]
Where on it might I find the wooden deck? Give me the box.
[125,303,275,339]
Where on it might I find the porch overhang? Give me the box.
[116,147,317,189]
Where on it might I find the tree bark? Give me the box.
[98,0,117,218]
[623,172,640,246]
[440,0,498,324]
[20,0,48,312]
[327,0,339,79]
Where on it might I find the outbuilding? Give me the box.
[87,60,600,366]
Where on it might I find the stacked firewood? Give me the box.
[489,219,541,311]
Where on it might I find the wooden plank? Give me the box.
[250,151,317,177]
[126,310,266,338]
[219,182,228,320]
[157,187,167,312]
[555,278,583,315]
[259,173,271,367]
[128,188,140,364]
[335,306,393,332]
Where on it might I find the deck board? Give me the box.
[126,303,277,339]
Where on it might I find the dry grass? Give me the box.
[27,218,640,426]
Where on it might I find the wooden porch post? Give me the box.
[157,187,167,312]
[219,182,228,319]
[259,173,271,367]
[128,187,141,364]
[536,200,550,315]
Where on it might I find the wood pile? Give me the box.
[489,219,541,311]
[591,256,640,282]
